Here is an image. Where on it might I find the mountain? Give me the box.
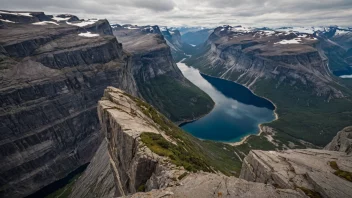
[185,25,352,147]
[0,11,138,198]
[316,27,352,76]
[265,26,352,76]
[0,11,213,197]
[69,87,352,198]
[181,28,213,46]
[158,26,200,62]
[111,24,214,123]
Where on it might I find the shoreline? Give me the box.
[177,62,279,146]
[195,71,280,146]
[176,101,215,126]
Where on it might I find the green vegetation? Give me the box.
[122,92,243,175]
[254,79,352,146]
[137,184,146,192]
[141,132,212,172]
[330,161,352,182]
[235,135,277,154]
[185,44,352,147]
[137,74,214,123]
[187,51,352,146]
[178,172,188,180]
[296,186,322,198]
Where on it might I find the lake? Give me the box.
[177,62,276,143]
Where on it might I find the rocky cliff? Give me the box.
[70,87,306,198]
[0,11,138,197]
[240,149,352,198]
[316,27,352,75]
[112,25,214,123]
[325,126,352,154]
[185,25,352,147]
[71,87,352,198]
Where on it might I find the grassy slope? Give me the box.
[123,92,243,176]
[185,48,352,147]
[137,74,215,123]
[254,79,352,146]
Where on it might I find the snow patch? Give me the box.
[143,26,154,31]
[274,38,301,44]
[0,19,16,23]
[52,16,71,22]
[124,26,139,30]
[190,44,196,47]
[230,26,253,33]
[32,21,59,26]
[335,29,351,35]
[0,11,33,17]
[160,26,167,31]
[78,32,99,37]
[66,19,97,27]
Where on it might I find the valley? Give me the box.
[0,8,352,198]
[177,61,275,142]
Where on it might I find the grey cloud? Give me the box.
[0,0,351,27]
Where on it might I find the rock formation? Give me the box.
[186,25,342,98]
[316,27,352,75]
[0,11,138,198]
[0,11,215,197]
[325,126,352,154]
[240,149,352,198]
[112,25,214,123]
[70,87,306,198]
[184,25,352,147]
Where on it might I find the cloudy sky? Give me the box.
[1,0,352,27]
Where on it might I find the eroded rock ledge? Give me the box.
[324,126,352,154]
[240,149,352,198]
[70,87,306,198]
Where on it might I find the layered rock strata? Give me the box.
[0,11,137,197]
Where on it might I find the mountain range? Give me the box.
[0,10,352,198]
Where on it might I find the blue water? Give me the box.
[177,62,276,143]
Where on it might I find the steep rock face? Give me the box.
[161,27,200,62]
[70,87,192,197]
[0,12,138,198]
[325,126,352,154]
[240,149,352,198]
[71,87,305,198]
[316,27,352,75]
[185,25,352,147]
[188,25,341,98]
[113,25,214,123]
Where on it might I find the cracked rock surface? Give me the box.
[325,126,352,154]
[240,149,352,198]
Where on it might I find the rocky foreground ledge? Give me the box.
[68,87,352,198]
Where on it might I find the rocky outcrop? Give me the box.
[127,172,305,198]
[240,149,352,198]
[0,11,138,198]
[113,25,214,123]
[325,126,352,154]
[70,87,305,198]
[70,87,191,197]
